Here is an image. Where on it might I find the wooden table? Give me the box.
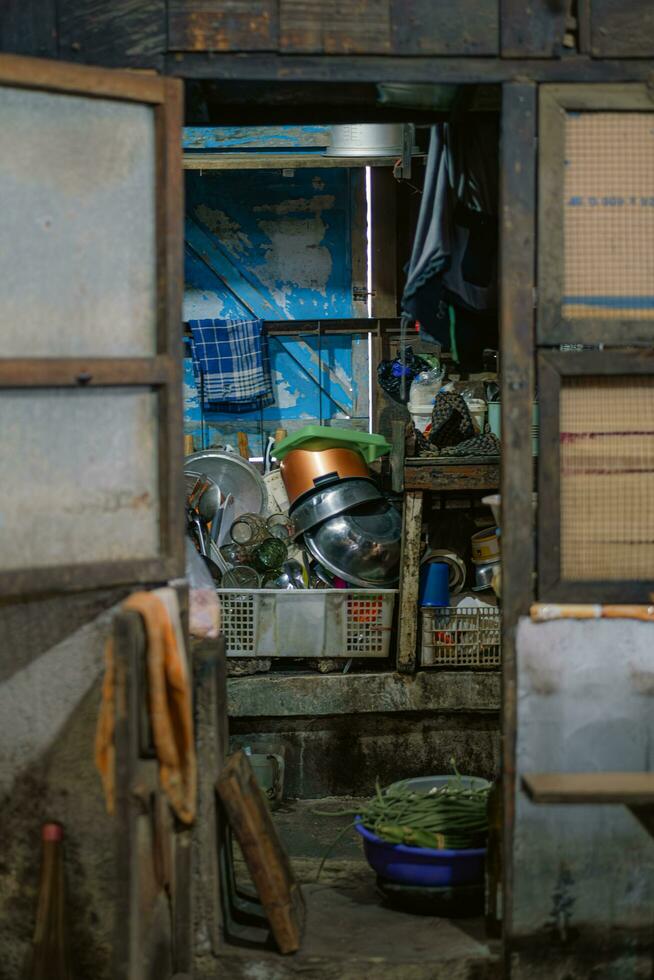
[397,456,500,674]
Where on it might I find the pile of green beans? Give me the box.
[360,775,489,850]
[314,761,489,853]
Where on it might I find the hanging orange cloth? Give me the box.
[95,588,197,825]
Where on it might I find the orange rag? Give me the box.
[95,589,197,825]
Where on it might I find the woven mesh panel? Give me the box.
[563,112,654,320]
[560,377,654,580]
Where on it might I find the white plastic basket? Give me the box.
[420,605,500,668]
[217,589,396,659]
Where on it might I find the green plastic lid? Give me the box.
[274,425,391,464]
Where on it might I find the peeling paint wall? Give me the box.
[512,618,654,974]
[183,165,368,453]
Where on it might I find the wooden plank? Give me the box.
[158,77,186,581]
[0,558,180,599]
[279,0,392,54]
[183,125,330,151]
[396,490,423,675]
[0,0,57,58]
[112,611,146,980]
[370,168,398,317]
[522,772,654,805]
[501,0,566,56]
[0,52,166,103]
[168,52,654,84]
[391,0,499,55]
[191,635,228,957]
[0,356,175,388]
[536,353,561,597]
[589,0,654,57]
[499,82,537,949]
[216,751,305,955]
[58,0,166,69]
[183,152,406,170]
[168,0,278,52]
[404,461,500,492]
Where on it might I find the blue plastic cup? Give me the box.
[419,561,450,607]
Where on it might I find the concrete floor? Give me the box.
[212,799,500,980]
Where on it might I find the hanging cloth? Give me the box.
[188,317,274,414]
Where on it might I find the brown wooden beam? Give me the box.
[499,80,537,947]
[0,356,176,388]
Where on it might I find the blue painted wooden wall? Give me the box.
[183,129,368,455]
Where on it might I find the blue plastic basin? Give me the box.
[355,821,486,887]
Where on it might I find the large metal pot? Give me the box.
[290,477,382,536]
[325,123,405,157]
[303,498,402,588]
[280,448,370,506]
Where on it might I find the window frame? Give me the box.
[538,83,654,346]
[0,55,184,596]
[538,347,654,602]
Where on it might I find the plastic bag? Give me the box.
[186,538,221,639]
[377,346,433,404]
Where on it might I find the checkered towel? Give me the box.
[188,317,274,413]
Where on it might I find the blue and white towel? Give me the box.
[188,317,274,414]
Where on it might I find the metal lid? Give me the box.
[291,478,382,537]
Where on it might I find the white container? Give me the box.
[409,406,433,433]
[217,589,396,659]
[325,123,417,157]
[420,605,501,669]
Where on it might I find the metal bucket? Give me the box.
[325,123,406,157]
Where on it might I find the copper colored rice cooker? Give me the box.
[280,448,371,506]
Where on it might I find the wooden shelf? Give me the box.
[522,772,654,806]
[184,153,423,171]
[404,456,500,492]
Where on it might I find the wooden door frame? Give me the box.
[0,55,185,595]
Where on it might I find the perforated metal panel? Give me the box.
[560,376,654,581]
[563,112,654,321]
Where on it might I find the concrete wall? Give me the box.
[512,617,654,977]
[228,670,501,798]
[0,591,125,980]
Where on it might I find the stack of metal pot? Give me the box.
[275,427,401,589]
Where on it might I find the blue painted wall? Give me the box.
[183,148,368,454]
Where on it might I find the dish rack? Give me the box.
[217,589,397,659]
[420,605,501,668]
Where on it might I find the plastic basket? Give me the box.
[217,589,396,659]
[420,605,500,668]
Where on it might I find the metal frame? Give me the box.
[0,54,184,596]
[538,83,654,346]
[538,348,654,602]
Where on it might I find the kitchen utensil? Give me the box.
[274,425,391,465]
[190,512,208,558]
[280,447,370,506]
[471,527,500,563]
[208,539,230,576]
[252,538,288,573]
[420,549,466,596]
[220,542,252,566]
[185,450,268,520]
[303,499,402,588]
[223,565,260,589]
[290,477,382,536]
[230,513,268,546]
[264,436,275,476]
[197,480,222,527]
[217,493,235,549]
[472,559,500,592]
[266,513,294,541]
[419,562,450,607]
[282,559,306,589]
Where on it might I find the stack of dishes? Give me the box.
[276,436,400,589]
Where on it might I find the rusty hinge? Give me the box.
[353,284,373,303]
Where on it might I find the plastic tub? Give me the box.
[354,822,486,887]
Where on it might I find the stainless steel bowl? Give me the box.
[290,478,382,537]
[472,559,500,592]
[303,499,401,588]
